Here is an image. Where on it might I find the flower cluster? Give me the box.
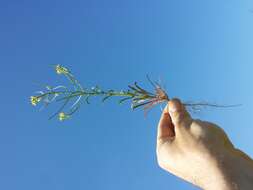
[58,112,70,121]
[30,96,41,106]
[55,65,69,75]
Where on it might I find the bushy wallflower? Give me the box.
[31,65,237,121]
[30,96,41,106]
[55,65,69,75]
[58,112,70,121]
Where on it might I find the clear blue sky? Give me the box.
[1,0,253,189]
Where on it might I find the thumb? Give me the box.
[168,99,193,130]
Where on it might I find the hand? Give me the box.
[156,99,253,190]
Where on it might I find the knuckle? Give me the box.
[176,112,192,126]
[190,121,209,139]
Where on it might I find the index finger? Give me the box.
[157,104,175,144]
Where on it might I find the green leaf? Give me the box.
[102,95,112,102]
[85,96,90,104]
[131,100,152,110]
[134,82,155,96]
[119,97,132,104]
[49,98,70,120]
[128,85,140,93]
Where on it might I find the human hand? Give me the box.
[156,99,253,190]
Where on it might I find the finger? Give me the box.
[168,99,193,131]
[157,104,175,144]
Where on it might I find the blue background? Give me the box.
[1,0,253,189]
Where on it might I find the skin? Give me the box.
[156,99,253,190]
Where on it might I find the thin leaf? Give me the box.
[85,95,91,104]
[146,75,156,88]
[128,85,141,93]
[102,95,112,102]
[119,97,132,104]
[134,82,154,95]
[49,98,70,120]
[131,100,153,110]
[71,95,83,109]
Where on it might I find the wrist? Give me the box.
[224,148,253,190]
[203,148,253,190]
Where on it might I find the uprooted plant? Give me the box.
[30,65,240,121]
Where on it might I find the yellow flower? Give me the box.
[30,96,41,106]
[58,112,70,121]
[55,65,69,75]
